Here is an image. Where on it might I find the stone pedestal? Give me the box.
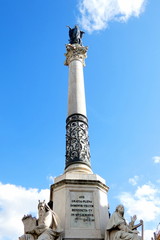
[50,172,109,240]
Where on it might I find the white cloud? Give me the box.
[117,183,160,240]
[0,182,49,240]
[153,156,160,164]
[118,183,160,221]
[47,175,56,183]
[144,230,156,240]
[129,175,139,185]
[77,0,146,32]
[1,180,159,240]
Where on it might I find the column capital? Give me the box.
[64,44,88,66]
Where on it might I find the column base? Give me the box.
[50,172,109,240]
[63,238,104,240]
[65,163,93,174]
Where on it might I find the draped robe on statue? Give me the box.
[19,204,62,240]
[105,211,141,240]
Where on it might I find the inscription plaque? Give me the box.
[70,191,95,228]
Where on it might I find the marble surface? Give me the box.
[50,172,109,239]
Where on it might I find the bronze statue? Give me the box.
[66,25,85,46]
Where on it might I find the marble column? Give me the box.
[64,44,91,173]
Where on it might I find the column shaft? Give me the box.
[64,44,91,171]
[68,60,86,116]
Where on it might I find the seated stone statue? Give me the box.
[19,200,63,240]
[105,204,143,240]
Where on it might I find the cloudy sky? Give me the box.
[0,0,160,239]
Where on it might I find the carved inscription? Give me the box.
[70,191,95,228]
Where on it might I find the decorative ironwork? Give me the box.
[65,113,91,169]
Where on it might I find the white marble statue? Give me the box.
[19,200,63,240]
[105,204,143,240]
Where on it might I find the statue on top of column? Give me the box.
[66,25,85,46]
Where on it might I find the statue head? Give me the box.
[38,200,46,212]
[116,204,124,216]
[38,200,52,214]
[74,25,79,30]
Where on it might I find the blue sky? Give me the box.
[0,0,160,239]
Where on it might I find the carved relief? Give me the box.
[64,44,88,66]
[65,114,91,168]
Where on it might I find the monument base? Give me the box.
[50,170,109,240]
[64,238,104,240]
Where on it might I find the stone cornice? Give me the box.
[64,44,88,66]
[50,179,109,193]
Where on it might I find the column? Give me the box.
[64,44,91,172]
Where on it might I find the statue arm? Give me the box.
[128,215,142,234]
[118,223,130,232]
[117,223,139,234]
[32,224,47,235]
[129,215,137,229]
[31,211,53,235]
